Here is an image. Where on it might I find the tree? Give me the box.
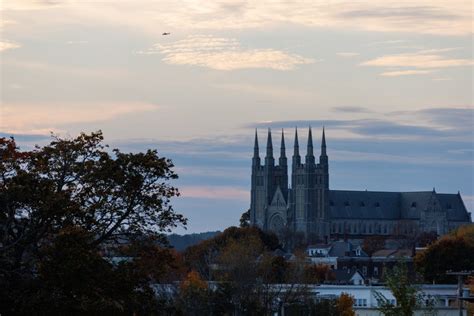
[304,264,335,284]
[0,132,186,313]
[362,235,386,256]
[184,226,279,280]
[415,224,474,283]
[239,209,250,227]
[177,270,211,315]
[375,263,435,316]
[337,293,355,316]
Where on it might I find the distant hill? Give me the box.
[167,231,221,251]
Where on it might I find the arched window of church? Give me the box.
[374,202,380,207]
[330,200,334,206]
[339,223,342,233]
[411,202,417,208]
[344,201,350,206]
[360,201,365,207]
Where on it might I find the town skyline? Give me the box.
[1,0,472,233]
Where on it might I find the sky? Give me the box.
[0,0,473,233]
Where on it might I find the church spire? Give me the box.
[265,128,274,166]
[306,126,315,164]
[279,129,287,166]
[320,126,328,166]
[293,127,301,167]
[321,126,327,156]
[280,129,286,157]
[253,129,259,157]
[253,129,260,166]
[266,128,273,157]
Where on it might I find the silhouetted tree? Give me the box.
[240,209,250,227]
[415,224,474,283]
[0,132,186,313]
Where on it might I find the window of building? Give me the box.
[362,266,367,275]
[344,201,350,206]
[411,202,417,208]
[374,267,379,276]
[375,202,380,207]
[330,200,334,206]
[446,203,452,209]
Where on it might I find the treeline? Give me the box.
[1,132,473,315]
[168,231,221,251]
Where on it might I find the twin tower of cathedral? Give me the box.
[250,127,330,240]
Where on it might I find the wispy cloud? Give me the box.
[336,52,360,57]
[380,69,435,77]
[333,106,371,113]
[2,103,159,135]
[140,35,315,71]
[0,41,20,52]
[5,1,469,40]
[180,185,248,201]
[361,49,473,69]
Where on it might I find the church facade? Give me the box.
[250,128,471,241]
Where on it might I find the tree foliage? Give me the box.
[415,224,474,283]
[375,263,435,316]
[239,209,250,228]
[362,235,386,256]
[0,132,186,313]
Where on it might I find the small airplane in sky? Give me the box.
[162,32,171,36]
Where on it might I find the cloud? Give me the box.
[248,107,473,141]
[380,69,435,77]
[336,52,360,57]
[1,103,159,135]
[141,35,315,71]
[432,77,452,81]
[0,41,20,52]
[4,1,468,50]
[66,40,88,45]
[333,106,371,113]
[180,185,248,201]
[361,49,473,69]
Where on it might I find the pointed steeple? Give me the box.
[292,127,301,167]
[294,128,299,155]
[265,128,274,166]
[253,129,259,157]
[280,129,286,157]
[252,129,260,166]
[321,126,327,156]
[320,126,328,166]
[266,128,273,157]
[306,126,315,164]
[279,129,287,166]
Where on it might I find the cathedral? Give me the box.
[250,128,471,241]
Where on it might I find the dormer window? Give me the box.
[344,201,350,207]
[411,202,417,208]
[374,202,380,207]
[330,200,335,206]
[446,203,452,209]
[359,201,365,207]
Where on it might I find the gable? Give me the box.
[270,186,287,209]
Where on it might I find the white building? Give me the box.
[308,284,467,316]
